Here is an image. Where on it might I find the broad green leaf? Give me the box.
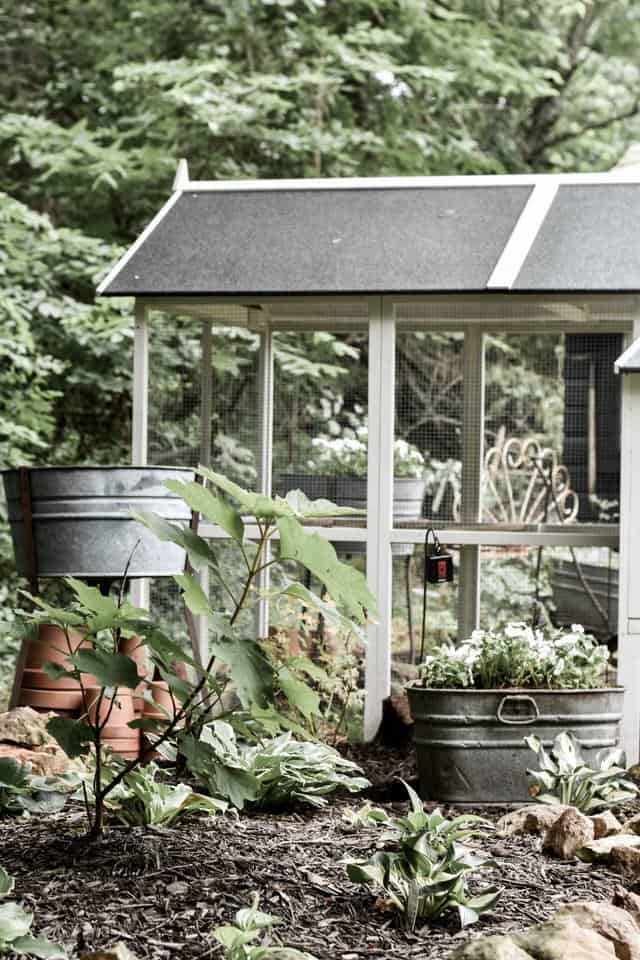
[0,758,29,790]
[277,666,321,720]
[46,717,93,758]
[164,480,244,541]
[71,650,141,689]
[12,935,67,958]
[210,636,274,707]
[65,578,116,616]
[282,489,363,519]
[195,467,293,520]
[277,516,377,623]
[173,573,212,617]
[0,901,32,942]
[41,662,76,682]
[278,580,363,638]
[0,869,14,898]
[132,510,220,571]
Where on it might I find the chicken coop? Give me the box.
[98,163,640,750]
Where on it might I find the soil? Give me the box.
[0,742,631,960]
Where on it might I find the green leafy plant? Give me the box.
[0,758,79,817]
[181,720,369,810]
[417,622,610,690]
[0,867,65,957]
[19,471,376,840]
[98,760,227,827]
[306,425,425,479]
[525,731,638,812]
[346,782,500,932]
[213,894,317,960]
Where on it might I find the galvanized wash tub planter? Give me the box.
[406,685,624,804]
[2,466,194,579]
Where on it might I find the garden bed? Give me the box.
[0,744,629,960]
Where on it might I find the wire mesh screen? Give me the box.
[272,322,369,513]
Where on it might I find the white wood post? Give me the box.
[195,320,213,667]
[130,299,150,611]
[364,297,395,740]
[255,325,274,638]
[617,313,640,763]
[458,327,485,640]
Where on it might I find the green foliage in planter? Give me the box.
[525,731,638,812]
[97,760,227,827]
[213,894,317,960]
[180,720,369,811]
[417,622,610,689]
[346,783,500,932]
[0,867,65,958]
[0,758,79,817]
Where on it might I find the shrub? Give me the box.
[346,783,500,931]
[525,731,638,812]
[417,622,609,689]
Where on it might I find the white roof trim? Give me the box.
[96,189,183,296]
[615,336,640,373]
[184,171,640,191]
[173,158,190,190]
[486,180,559,290]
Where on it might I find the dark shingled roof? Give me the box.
[98,178,640,297]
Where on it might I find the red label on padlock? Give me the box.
[437,559,447,580]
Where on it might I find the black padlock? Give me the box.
[426,544,454,584]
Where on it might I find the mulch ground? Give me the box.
[0,742,630,960]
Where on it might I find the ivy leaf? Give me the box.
[164,480,244,542]
[71,650,141,689]
[277,517,377,623]
[46,717,93,758]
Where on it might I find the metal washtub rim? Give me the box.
[411,711,623,724]
[407,686,623,694]
[414,736,619,749]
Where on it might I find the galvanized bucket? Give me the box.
[407,685,624,804]
[2,466,194,579]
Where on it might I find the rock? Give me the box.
[80,946,139,960]
[165,881,189,897]
[514,917,617,959]
[622,814,640,836]
[591,810,623,839]
[496,804,569,838]
[578,835,640,862]
[449,935,533,958]
[0,707,53,747]
[614,888,640,928]
[610,845,640,882]
[0,743,71,777]
[553,902,640,960]
[542,807,595,860]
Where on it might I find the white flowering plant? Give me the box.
[306,426,425,479]
[417,622,610,690]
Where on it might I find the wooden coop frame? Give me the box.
[98,164,640,751]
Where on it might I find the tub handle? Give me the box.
[496,694,540,725]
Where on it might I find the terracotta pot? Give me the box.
[119,635,147,713]
[85,688,136,734]
[143,680,182,725]
[103,728,141,760]
[18,687,83,711]
[26,624,89,669]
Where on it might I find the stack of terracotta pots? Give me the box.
[16,626,184,760]
[17,624,89,716]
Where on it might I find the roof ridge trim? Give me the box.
[486,180,559,290]
[97,189,183,296]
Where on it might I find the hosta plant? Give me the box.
[180,720,369,810]
[0,867,65,958]
[214,894,317,960]
[99,760,227,827]
[346,783,500,932]
[525,731,638,812]
[306,425,425,479]
[0,758,79,817]
[418,622,609,689]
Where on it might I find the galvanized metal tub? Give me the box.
[407,685,624,804]
[2,466,194,579]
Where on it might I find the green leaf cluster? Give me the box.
[213,893,318,960]
[0,758,79,818]
[346,782,500,931]
[0,868,66,958]
[525,731,638,812]
[179,721,369,811]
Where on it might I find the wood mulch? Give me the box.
[0,743,629,960]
